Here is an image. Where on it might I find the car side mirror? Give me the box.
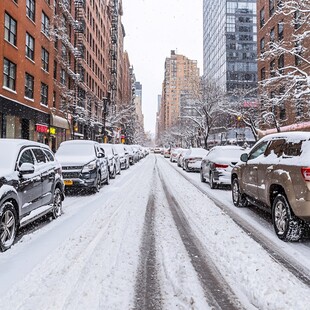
[240,153,248,162]
[19,163,35,175]
[98,152,105,158]
[125,151,128,155]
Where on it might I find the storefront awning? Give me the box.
[51,115,70,129]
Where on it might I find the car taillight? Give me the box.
[214,163,229,169]
[301,167,310,181]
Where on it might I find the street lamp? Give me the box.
[102,96,108,143]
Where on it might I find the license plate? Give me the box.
[64,180,73,186]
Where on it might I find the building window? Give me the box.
[260,37,265,53]
[25,73,34,99]
[270,27,275,42]
[53,61,57,79]
[261,67,266,80]
[41,47,49,71]
[278,54,284,74]
[294,10,301,29]
[40,83,48,105]
[3,58,16,91]
[25,32,35,60]
[295,40,302,66]
[26,0,36,21]
[270,59,276,77]
[269,0,275,17]
[277,21,284,41]
[4,13,17,46]
[260,8,265,28]
[41,11,50,36]
[60,69,66,85]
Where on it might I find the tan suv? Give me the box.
[231,131,310,242]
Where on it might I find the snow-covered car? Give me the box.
[113,144,130,169]
[200,145,245,188]
[154,147,162,154]
[125,145,137,165]
[56,140,109,192]
[163,147,171,158]
[0,139,65,251]
[183,148,209,172]
[177,149,189,167]
[170,148,183,162]
[232,131,310,242]
[100,143,121,178]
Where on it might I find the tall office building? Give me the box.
[203,0,257,92]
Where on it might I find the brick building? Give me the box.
[158,50,200,135]
[0,0,55,145]
[257,0,310,129]
[0,0,135,149]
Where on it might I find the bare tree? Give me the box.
[259,0,310,128]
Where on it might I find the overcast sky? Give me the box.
[122,0,203,134]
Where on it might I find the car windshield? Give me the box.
[57,144,95,156]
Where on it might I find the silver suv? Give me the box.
[231,131,310,241]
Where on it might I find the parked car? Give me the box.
[177,149,189,167]
[183,148,209,172]
[0,139,65,251]
[170,148,183,162]
[129,145,140,163]
[200,145,245,189]
[114,144,130,170]
[56,140,109,192]
[100,143,121,178]
[231,131,310,242]
[154,147,162,154]
[125,145,138,165]
[163,147,171,158]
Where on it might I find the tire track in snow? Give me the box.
[161,157,310,288]
[133,166,162,310]
[157,163,244,310]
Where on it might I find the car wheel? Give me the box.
[209,171,217,189]
[105,171,110,185]
[200,169,206,183]
[0,201,17,252]
[232,178,247,207]
[272,194,304,242]
[52,188,63,219]
[93,174,101,192]
[111,166,116,179]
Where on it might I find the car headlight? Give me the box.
[82,160,97,173]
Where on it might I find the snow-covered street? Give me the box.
[1,154,310,310]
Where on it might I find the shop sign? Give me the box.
[36,124,48,133]
[49,127,56,135]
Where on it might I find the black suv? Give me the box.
[0,139,65,251]
[55,140,109,192]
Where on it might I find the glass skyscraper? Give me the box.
[203,0,257,93]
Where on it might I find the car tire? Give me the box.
[209,171,217,189]
[0,201,17,252]
[272,194,304,242]
[52,188,63,219]
[111,166,116,179]
[232,178,248,207]
[105,171,110,185]
[200,169,206,183]
[93,173,101,193]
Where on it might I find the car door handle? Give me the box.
[253,166,258,170]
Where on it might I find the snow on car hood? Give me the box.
[55,154,96,166]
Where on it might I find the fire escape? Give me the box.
[109,0,118,111]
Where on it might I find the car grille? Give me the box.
[62,166,83,170]
[63,172,80,179]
